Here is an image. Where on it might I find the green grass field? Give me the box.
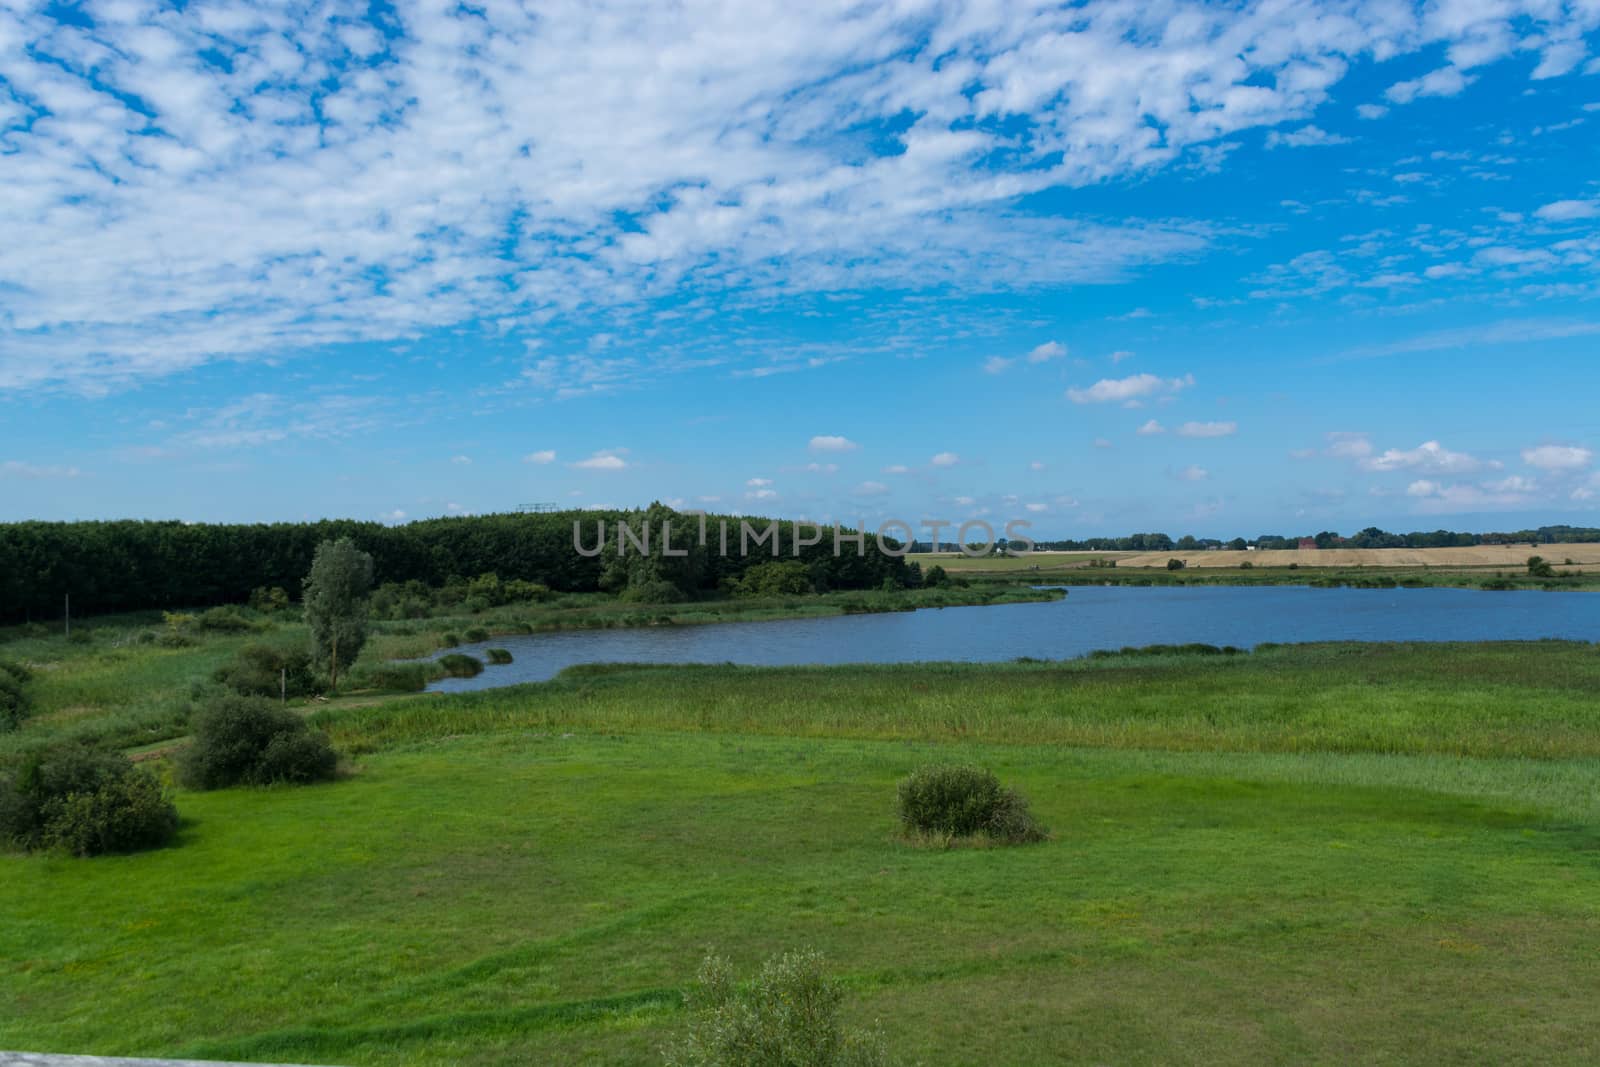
[4,642,1600,1064]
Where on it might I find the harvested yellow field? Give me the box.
[1116,543,1600,569]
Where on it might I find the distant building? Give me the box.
[1298,538,1317,550]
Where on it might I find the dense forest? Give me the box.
[1024,526,1600,553]
[0,508,908,624]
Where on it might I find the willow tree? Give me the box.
[303,538,373,687]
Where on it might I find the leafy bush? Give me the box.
[213,643,317,699]
[248,586,292,613]
[0,745,178,856]
[731,561,815,598]
[464,626,490,642]
[921,564,949,588]
[195,605,258,632]
[1239,560,1254,569]
[438,653,484,678]
[1166,558,1186,571]
[0,659,33,684]
[1528,555,1556,578]
[662,950,891,1067]
[621,579,687,604]
[0,670,31,731]
[485,648,513,665]
[896,764,1046,844]
[179,694,338,789]
[349,662,436,692]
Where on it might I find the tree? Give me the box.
[303,538,373,687]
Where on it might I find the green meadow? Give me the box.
[3,640,1600,1064]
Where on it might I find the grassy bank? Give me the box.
[3,643,1600,1063]
[0,580,1061,760]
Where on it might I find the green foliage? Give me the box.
[179,694,338,790]
[438,653,484,678]
[195,605,259,633]
[0,745,177,856]
[896,764,1046,844]
[303,538,374,686]
[1239,560,1254,569]
[212,643,316,699]
[921,564,948,588]
[1527,555,1556,578]
[464,626,490,642]
[0,659,33,684]
[347,662,437,693]
[248,586,292,613]
[1167,558,1187,571]
[729,561,815,598]
[0,670,32,732]
[622,579,690,604]
[485,648,513,665]
[1088,643,1244,659]
[662,950,892,1067]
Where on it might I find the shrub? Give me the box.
[485,648,513,665]
[464,626,490,642]
[195,605,257,633]
[0,745,178,856]
[922,564,949,588]
[1239,560,1254,569]
[212,643,316,699]
[179,694,338,789]
[1527,555,1556,578]
[662,950,891,1067]
[439,632,461,649]
[897,764,1046,844]
[350,662,436,692]
[0,659,33,684]
[438,653,484,678]
[733,561,815,598]
[248,586,292,613]
[0,671,31,731]
[622,579,686,604]
[1166,558,1186,571]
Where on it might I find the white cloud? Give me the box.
[1067,373,1194,405]
[1484,475,1537,493]
[983,356,1015,374]
[1325,432,1373,459]
[746,488,778,501]
[1386,66,1473,105]
[1136,419,1165,435]
[1176,420,1237,438]
[1265,125,1350,148]
[1093,437,1114,449]
[1522,444,1593,471]
[930,452,960,468]
[1029,460,1046,471]
[1362,440,1484,474]
[1534,199,1599,222]
[1110,350,1134,364]
[1356,103,1389,120]
[451,455,472,465]
[804,462,839,473]
[6,2,1593,393]
[1177,465,1209,481]
[882,464,911,474]
[1025,502,1049,512]
[746,477,773,487]
[1406,479,1440,497]
[523,450,557,465]
[572,450,628,471]
[1027,340,1066,363]
[853,480,890,497]
[809,435,858,453]
[1,460,82,479]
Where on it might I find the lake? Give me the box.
[424,584,1600,693]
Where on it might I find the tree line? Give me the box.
[1029,525,1600,553]
[0,508,909,624]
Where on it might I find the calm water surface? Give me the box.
[426,585,1600,693]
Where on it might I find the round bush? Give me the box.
[438,653,484,678]
[180,694,338,789]
[0,671,30,731]
[485,648,513,665]
[212,643,316,699]
[464,626,490,643]
[0,745,178,856]
[897,764,1046,844]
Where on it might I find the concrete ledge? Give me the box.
[1,1055,338,1067]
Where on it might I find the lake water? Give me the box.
[425,585,1600,693]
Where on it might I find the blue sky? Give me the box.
[1,0,1598,537]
